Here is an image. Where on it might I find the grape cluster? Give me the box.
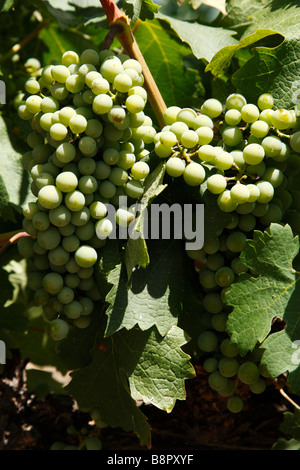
[165,93,300,412]
[17,48,157,340]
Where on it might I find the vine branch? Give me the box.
[0,231,31,257]
[99,0,167,128]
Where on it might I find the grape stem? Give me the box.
[0,231,31,257]
[279,388,300,409]
[99,0,167,128]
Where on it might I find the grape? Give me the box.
[290,131,300,153]
[197,331,218,352]
[218,357,239,378]
[199,268,217,289]
[271,108,294,130]
[226,231,247,253]
[202,292,223,314]
[56,142,76,163]
[208,371,229,392]
[206,174,227,194]
[243,143,265,165]
[226,93,247,111]
[49,319,69,341]
[224,109,241,126]
[237,361,260,385]
[217,190,238,213]
[65,190,86,211]
[125,180,144,199]
[255,180,274,203]
[222,126,243,147]
[183,162,206,186]
[109,167,129,186]
[181,130,199,148]
[166,157,186,177]
[198,144,216,163]
[38,185,62,210]
[177,108,197,127]
[230,183,250,204]
[164,106,181,125]
[130,161,150,180]
[249,378,266,394]
[220,338,239,358]
[95,218,114,239]
[215,266,235,288]
[214,149,234,170]
[85,437,103,451]
[261,136,282,157]
[200,98,223,118]
[227,396,243,413]
[257,93,274,110]
[125,95,145,114]
[241,103,259,123]
[43,272,64,294]
[203,357,218,373]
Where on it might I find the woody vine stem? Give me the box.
[99,0,167,128]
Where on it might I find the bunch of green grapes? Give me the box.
[179,92,300,413]
[17,48,157,341]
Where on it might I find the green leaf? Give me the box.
[279,410,300,441]
[157,12,238,63]
[206,28,280,77]
[42,0,108,28]
[133,19,201,108]
[102,238,188,337]
[65,345,151,447]
[115,325,195,412]
[26,369,66,399]
[125,161,167,283]
[232,38,300,109]
[0,0,13,12]
[123,0,160,22]
[225,224,299,356]
[0,117,33,217]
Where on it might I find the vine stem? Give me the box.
[0,231,31,257]
[279,388,300,409]
[99,0,167,128]
[0,21,48,65]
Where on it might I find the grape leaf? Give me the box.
[125,161,167,283]
[157,12,238,63]
[113,325,195,412]
[225,224,299,356]
[123,0,160,22]
[65,344,151,447]
[232,38,300,109]
[133,19,202,108]
[0,117,33,218]
[206,28,280,77]
[42,0,108,28]
[102,238,188,337]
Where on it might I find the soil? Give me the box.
[0,349,294,451]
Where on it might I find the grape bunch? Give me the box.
[17,48,157,341]
[161,93,300,413]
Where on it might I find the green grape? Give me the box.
[48,318,69,341]
[48,246,70,266]
[57,286,74,304]
[220,338,239,358]
[71,207,90,226]
[181,129,199,148]
[62,234,80,253]
[214,149,234,170]
[199,268,217,289]
[290,131,300,153]
[257,93,274,110]
[237,361,260,385]
[69,114,87,134]
[116,208,135,227]
[203,357,218,373]
[103,148,120,166]
[243,143,265,165]
[38,185,62,210]
[95,218,114,239]
[226,93,247,111]
[211,312,227,332]
[160,130,177,147]
[231,257,248,275]
[130,161,150,180]
[73,245,97,268]
[203,238,220,255]
[263,167,283,188]
[249,378,266,394]
[218,357,239,378]
[197,331,218,352]
[230,183,250,204]
[222,126,243,147]
[55,171,78,193]
[226,231,247,253]
[17,236,35,258]
[238,213,256,232]
[200,98,223,118]
[42,272,64,295]
[215,266,235,288]
[125,94,145,114]
[217,190,238,213]
[166,157,186,177]
[202,292,223,314]
[163,106,181,125]
[227,396,243,413]
[261,136,282,157]
[99,180,116,199]
[65,190,86,211]
[94,161,112,180]
[183,162,206,186]
[176,108,197,127]
[125,179,144,199]
[198,144,216,163]
[89,201,107,220]
[206,253,225,271]
[64,300,82,319]
[255,180,274,203]
[208,371,229,392]
[49,205,72,227]
[195,126,214,145]
[55,142,76,163]
[75,220,95,241]
[259,203,282,225]
[78,175,98,194]
[109,167,129,186]
[224,109,241,126]
[250,120,269,138]
[271,108,294,130]
[240,103,259,123]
